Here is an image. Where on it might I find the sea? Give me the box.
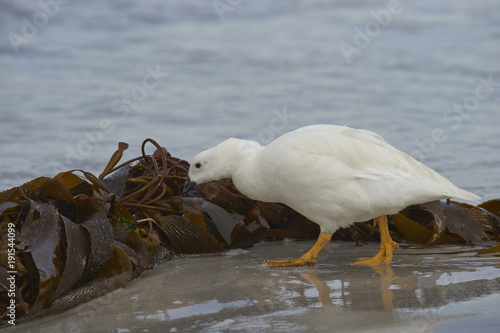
[1,0,499,200]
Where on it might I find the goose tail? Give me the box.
[447,187,481,205]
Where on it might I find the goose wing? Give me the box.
[266,125,479,206]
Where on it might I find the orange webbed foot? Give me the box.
[353,215,398,267]
[353,240,399,266]
[265,255,318,267]
[265,232,332,268]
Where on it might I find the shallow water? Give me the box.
[6,242,500,333]
[1,0,500,331]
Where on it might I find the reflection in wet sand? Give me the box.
[271,247,500,318]
[8,242,500,332]
[301,268,334,307]
[374,265,396,311]
[299,265,396,310]
[302,260,497,308]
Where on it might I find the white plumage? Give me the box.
[185,125,480,266]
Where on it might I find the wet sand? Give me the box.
[7,240,500,332]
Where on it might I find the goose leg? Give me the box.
[266,232,333,267]
[354,215,399,266]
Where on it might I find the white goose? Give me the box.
[183,125,480,266]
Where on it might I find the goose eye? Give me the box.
[195,162,201,169]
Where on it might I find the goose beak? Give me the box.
[183,176,197,194]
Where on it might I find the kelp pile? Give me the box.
[1,139,500,325]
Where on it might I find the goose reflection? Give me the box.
[299,265,396,310]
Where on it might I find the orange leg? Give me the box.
[266,232,333,267]
[354,215,399,266]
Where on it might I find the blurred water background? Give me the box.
[1,0,499,198]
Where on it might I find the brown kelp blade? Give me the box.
[477,244,500,256]
[201,200,266,248]
[479,199,500,216]
[390,200,488,245]
[391,213,434,244]
[78,211,114,286]
[392,201,460,245]
[36,246,133,319]
[19,200,64,314]
[55,215,89,298]
[441,201,488,245]
[158,215,226,254]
